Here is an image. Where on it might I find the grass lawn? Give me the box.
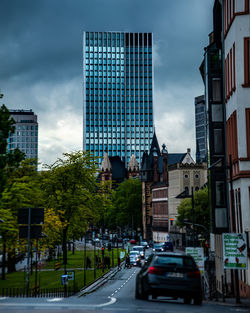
[0,248,126,291]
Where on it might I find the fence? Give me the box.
[0,286,78,298]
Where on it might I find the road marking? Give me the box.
[47,298,63,302]
[110,268,137,298]
[0,296,116,308]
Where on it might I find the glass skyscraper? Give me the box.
[8,109,38,159]
[83,32,154,164]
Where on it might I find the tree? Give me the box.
[0,104,16,193]
[0,158,43,273]
[41,151,103,269]
[109,178,142,231]
[176,187,210,238]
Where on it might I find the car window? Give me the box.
[130,251,139,255]
[154,256,195,268]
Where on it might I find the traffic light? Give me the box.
[108,243,111,251]
[101,247,105,257]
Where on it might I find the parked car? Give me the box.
[135,252,202,304]
[129,251,141,267]
[141,241,149,249]
[129,239,137,244]
[132,245,145,259]
[162,241,174,252]
[152,243,165,252]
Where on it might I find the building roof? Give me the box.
[128,154,139,171]
[100,152,112,171]
[168,153,186,165]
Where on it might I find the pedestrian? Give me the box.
[118,257,121,270]
[86,256,91,268]
[107,256,110,269]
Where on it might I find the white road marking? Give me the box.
[47,298,63,302]
[0,296,116,308]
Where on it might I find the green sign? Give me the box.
[223,233,248,269]
[185,247,204,272]
[66,271,75,281]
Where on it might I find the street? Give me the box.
[0,264,249,313]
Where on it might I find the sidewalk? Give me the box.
[207,296,250,308]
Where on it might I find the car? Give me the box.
[129,251,141,266]
[129,239,137,244]
[162,241,174,252]
[135,252,202,304]
[141,241,149,249]
[132,245,145,259]
[152,243,165,252]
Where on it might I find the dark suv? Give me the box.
[162,242,174,252]
[135,252,202,304]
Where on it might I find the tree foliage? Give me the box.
[176,187,210,237]
[40,151,104,266]
[107,178,142,230]
[0,159,43,272]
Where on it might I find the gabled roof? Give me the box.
[109,156,126,182]
[168,153,186,165]
[100,152,112,171]
[128,154,139,171]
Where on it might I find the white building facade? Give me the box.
[223,0,250,297]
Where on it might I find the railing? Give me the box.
[0,286,78,298]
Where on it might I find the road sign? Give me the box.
[185,247,205,273]
[18,208,44,224]
[66,271,75,281]
[223,233,248,269]
[19,225,42,239]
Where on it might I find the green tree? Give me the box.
[110,178,142,231]
[176,187,210,238]
[41,151,103,269]
[0,158,43,273]
[0,104,16,193]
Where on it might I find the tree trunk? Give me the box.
[1,233,6,280]
[7,252,16,273]
[62,227,68,274]
[72,237,75,255]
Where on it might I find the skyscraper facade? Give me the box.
[194,95,207,163]
[83,32,154,164]
[7,109,38,159]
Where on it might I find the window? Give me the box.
[246,108,250,157]
[243,38,250,87]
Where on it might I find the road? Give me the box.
[0,265,249,313]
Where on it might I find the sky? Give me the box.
[0,0,214,168]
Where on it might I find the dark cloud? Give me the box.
[0,0,214,164]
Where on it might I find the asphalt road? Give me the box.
[0,264,249,313]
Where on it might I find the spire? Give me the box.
[100,152,112,171]
[149,131,160,155]
[128,154,139,171]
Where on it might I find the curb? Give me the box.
[77,263,123,297]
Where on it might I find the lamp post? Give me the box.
[0,219,5,280]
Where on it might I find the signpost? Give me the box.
[185,247,205,273]
[222,233,248,269]
[17,208,44,293]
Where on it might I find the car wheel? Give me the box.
[135,284,142,299]
[138,281,148,300]
[184,297,191,304]
[194,296,202,305]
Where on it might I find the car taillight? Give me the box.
[148,266,164,275]
[187,270,201,278]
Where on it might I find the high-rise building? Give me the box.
[194,95,207,163]
[7,109,38,159]
[82,32,154,164]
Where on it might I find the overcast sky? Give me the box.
[0,0,214,168]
